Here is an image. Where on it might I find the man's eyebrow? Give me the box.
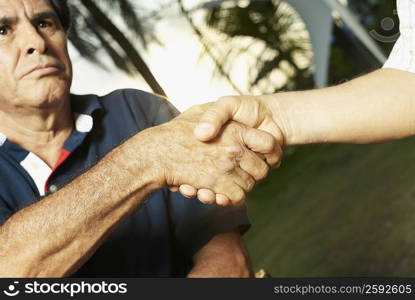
[31,11,59,22]
[0,11,58,26]
[0,16,17,26]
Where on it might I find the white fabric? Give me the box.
[0,132,6,147]
[74,113,93,133]
[384,0,415,72]
[20,152,52,196]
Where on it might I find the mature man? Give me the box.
[0,0,279,277]
[180,0,415,206]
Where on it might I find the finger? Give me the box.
[264,145,283,168]
[239,151,270,181]
[233,168,256,193]
[242,127,277,155]
[216,194,231,206]
[219,184,246,206]
[179,184,197,199]
[228,186,247,206]
[168,186,179,192]
[197,189,216,204]
[194,97,240,142]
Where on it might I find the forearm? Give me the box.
[187,230,253,278]
[0,128,162,277]
[268,68,415,145]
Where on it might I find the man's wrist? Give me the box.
[260,93,294,147]
[113,128,166,192]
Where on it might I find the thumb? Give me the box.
[194,97,239,142]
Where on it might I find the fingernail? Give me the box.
[195,123,214,138]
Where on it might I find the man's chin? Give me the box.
[19,85,70,109]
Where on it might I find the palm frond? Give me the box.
[70,0,166,96]
[196,0,314,92]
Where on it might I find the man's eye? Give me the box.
[0,26,10,35]
[38,21,52,29]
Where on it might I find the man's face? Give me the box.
[0,0,72,112]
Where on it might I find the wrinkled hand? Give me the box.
[174,96,286,205]
[150,104,279,205]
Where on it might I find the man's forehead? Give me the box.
[0,0,54,18]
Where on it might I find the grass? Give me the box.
[244,137,415,277]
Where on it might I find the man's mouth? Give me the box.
[23,63,62,78]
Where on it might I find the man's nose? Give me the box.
[21,25,47,55]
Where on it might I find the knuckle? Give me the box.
[256,163,269,180]
[264,135,276,152]
[224,122,242,137]
[224,145,243,158]
[218,159,236,173]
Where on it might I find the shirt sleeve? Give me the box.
[383,0,415,72]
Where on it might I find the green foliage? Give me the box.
[195,0,396,90]
[201,0,314,93]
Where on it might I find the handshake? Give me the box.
[147,95,286,206]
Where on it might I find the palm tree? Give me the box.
[67,0,166,96]
[179,0,314,94]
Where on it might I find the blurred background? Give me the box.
[69,0,415,276]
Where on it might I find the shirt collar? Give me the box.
[0,132,6,147]
[0,93,103,149]
[0,94,104,196]
[70,93,103,117]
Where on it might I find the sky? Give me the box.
[69,2,240,112]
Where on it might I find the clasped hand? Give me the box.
[157,101,283,206]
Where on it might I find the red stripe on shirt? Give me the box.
[44,149,71,194]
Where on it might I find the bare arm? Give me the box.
[185,68,415,206]
[274,68,415,145]
[195,68,415,146]
[0,128,162,277]
[0,109,274,277]
[187,229,253,278]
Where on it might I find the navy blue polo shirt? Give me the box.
[0,89,250,277]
